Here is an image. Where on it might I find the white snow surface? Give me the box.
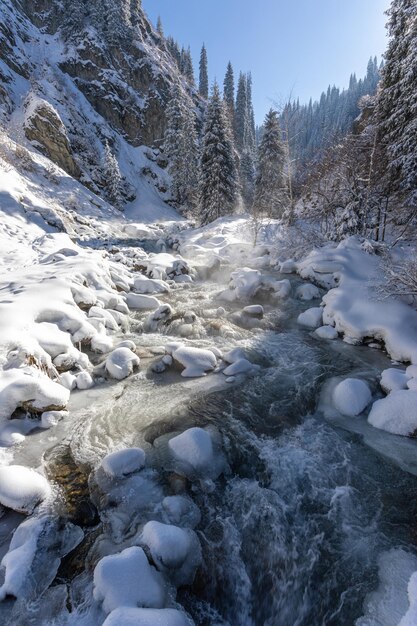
[298,237,417,362]
[103,608,193,626]
[101,448,146,478]
[93,546,166,614]
[0,465,51,513]
[140,520,202,585]
[380,368,410,393]
[297,307,323,329]
[368,391,417,437]
[332,378,372,417]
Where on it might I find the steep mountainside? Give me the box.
[0,0,202,215]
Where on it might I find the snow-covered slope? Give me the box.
[0,0,201,219]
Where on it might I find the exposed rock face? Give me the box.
[0,0,202,197]
[24,98,81,177]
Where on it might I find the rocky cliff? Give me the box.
[0,0,201,209]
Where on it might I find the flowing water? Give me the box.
[1,251,417,626]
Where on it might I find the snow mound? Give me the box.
[167,427,226,480]
[380,368,410,393]
[0,465,51,513]
[105,347,140,380]
[0,367,70,420]
[357,549,417,626]
[332,378,372,416]
[399,572,417,626]
[141,521,202,586]
[223,358,259,376]
[368,391,417,437]
[93,546,166,614]
[101,448,146,478]
[243,305,264,318]
[171,345,217,377]
[0,515,83,601]
[297,307,323,329]
[279,259,297,273]
[103,608,193,626]
[125,293,161,310]
[133,275,170,295]
[161,496,201,529]
[296,283,320,301]
[315,325,338,340]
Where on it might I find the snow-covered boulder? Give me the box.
[0,368,70,420]
[0,515,83,601]
[93,547,166,614]
[103,608,193,626]
[91,330,114,354]
[41,410,67,429]
[407,378,417,390]
[125,293,160,311]
[76,370,94,390]
[399,571,417,626]
[380,368,410,394]
[296,283,321,301]
[228,267,262,300]
[166,426,226,481]
[243,305,264,318]
[368,391,417,437]
[223,358,259,376]
[315,325,338,340]
[332,378,372,417]
[270,279,292,299]
[140,521,202,586]
[171,345,217,377]
[105,347,140,380]
[297,307,323,329]
[133,276,170,295]
[101,448,145,478]
[406,364,417,379]
[0,465,51,513]
[279,259,297,273]
[161,496,201,529]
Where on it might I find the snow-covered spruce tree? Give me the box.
[163,85,199,211]
[103,0,131,45]
[240,149,255,208]
[376,0,417,208]
[223,61,235,121]
[253,109,287,218]
[199,45,209,99]
[199,83,238,225]
[180,47,194,84]
[156,15,164,37]
[62,0,86,34]
[130,0,142,28]
[103,142,123,210]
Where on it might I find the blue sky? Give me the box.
[142,0,391,124]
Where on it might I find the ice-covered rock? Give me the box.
[0,465,51,513]
[223,347,246,364]
[105,347,140,380]
[315,325,338,340]
[223,358,259,376]
[93,546,166,614]
[76,370,94,390]
[0,367,70,419]
[0,515,83,601]
[140,521,202,586]
[143,305,173,332]
[103,608,193,626]
[171,345,217,377]
[279,259,297,273]
[368,391,417,437]
[399,571,417,626]
[243,305,264,318]
[296,283,321,301]
[125,293,160,310]
[161,495,201,529]
[59,371,77,391]
[41,410,67,429]
[332,378,372,417]
[406,364,417,379]
[166,427,226,480]
[101,448,146,478]
[380,368,410,393]
[297,307,323,329]
[133,276,170,295]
